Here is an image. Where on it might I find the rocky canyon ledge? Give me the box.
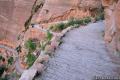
[35,22,120,80]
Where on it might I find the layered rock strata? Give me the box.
[36,0,102,23]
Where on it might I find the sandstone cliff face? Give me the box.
[102,0,120,53]
[0,0,102,46]
[0,0,35,45]
[36,0,102,23]
[115,0,120,52]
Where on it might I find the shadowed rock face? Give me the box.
[0,0,35,45]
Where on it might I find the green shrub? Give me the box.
[83,17,91,24]
[67,17,91,26]
[66,18,75,26]
[49,16,92,32]
[8,57,14,65]
[56,23,65,31]
[46,30,53,41]
[73,19,83,25]
[25,40,36,53]
[50,22,66,32]
[26,53,37,68]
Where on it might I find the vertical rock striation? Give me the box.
[102,0,120,53]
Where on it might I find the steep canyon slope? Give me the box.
[0,0,102,47]
[0,0,120,63]
[36,0,102,23]
[0,0,35,46]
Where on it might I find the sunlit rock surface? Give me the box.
[0,0,35,45]
[102,0,120,53]
[36,0,102,23]
[0,0,102,46]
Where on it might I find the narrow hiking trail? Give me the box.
[36,21,120,80]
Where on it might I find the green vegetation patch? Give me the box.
[46,30,53,41]
[82,17,91,25]
[49,16,92,32]
[50,22,66,32]
[25,40,37,68]
[26,53,37,68]
[8,57,14,65]
[25,40,36,53]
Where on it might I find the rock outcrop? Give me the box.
[102,0,120,53]
[36,0,102,23]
